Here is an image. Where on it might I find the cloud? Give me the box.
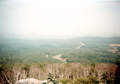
[0,0,120,37]
[95,0,120,2]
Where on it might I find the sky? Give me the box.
[0,0,120,38]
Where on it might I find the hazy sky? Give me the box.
[0,0,120,38]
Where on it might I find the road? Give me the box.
[53,54,66,62]
[76,42,85,49]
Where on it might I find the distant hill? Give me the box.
[0,37,120,64]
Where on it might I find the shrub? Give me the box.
[60,79,71,84]
[73,76,99,84]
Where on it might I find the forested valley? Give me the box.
[0,37,120,84]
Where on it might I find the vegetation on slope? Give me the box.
[0,37,120,84]
[0,37,120,64]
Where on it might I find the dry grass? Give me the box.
[109,44,120,47]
